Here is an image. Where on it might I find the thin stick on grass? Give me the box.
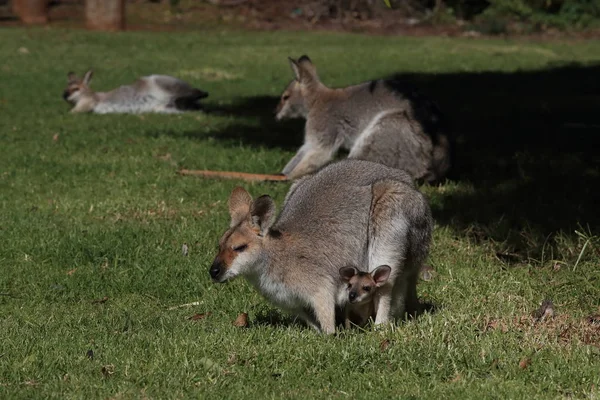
[177,169,289,183]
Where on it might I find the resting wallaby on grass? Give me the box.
[339,265,391,329]
[63,70,208,114]
[276,56,451,183]
[209,159,432,334]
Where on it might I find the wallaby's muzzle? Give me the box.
[209,258,224,282]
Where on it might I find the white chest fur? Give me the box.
[246,272,304,311]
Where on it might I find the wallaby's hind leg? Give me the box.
[368,180,412,325]
[349,111,435,182]
[310,286,337,334]
[368,180,431,324]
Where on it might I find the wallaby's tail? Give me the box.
[189,88,209,100]
[174,88,209,110]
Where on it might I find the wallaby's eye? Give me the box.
[282,95,290,101]
[363,286,371,292]
[347,283,352,289]
[233,244,248,252]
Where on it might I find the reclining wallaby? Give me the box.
[339,265,391,329]
[210,159,432,334]
[276,56,451,183]
[63,70,208,114]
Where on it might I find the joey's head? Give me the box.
[63,70,94,105]
[339,265,391,305]
[210,187,277,283]
[275,79,306,121]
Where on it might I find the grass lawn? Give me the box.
[1,27,600,398]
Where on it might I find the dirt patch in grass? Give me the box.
[482,313,600,348]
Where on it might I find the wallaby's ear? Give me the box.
[228,186,252,227]
[295,55,319,85]
[288,57,300,81]
[82,69,93,85]
[372,265,392,287]
[250,195,276,235]
[339,266,358,282]
[67,72,77,83]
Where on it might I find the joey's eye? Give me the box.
[363,286,371,292]
[233,244,248,252]
[282,95,290,101]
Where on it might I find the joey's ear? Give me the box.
[288,57,300,81]
[295,55,319,85]
[250,195,276,235]
[67,72,77,83]
[339,266,358,282]
[228,186,252,227]
[82,69,93,85]
[372,265,391,287]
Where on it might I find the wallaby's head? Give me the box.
[275,55,321,120]
[210,187,276,283]
[63,70,94,104]
[275,79,306,120]
[339,265,391,305]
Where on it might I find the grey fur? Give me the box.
[210,159,433,334]
[63,70,208,114]
[277,56,451,182]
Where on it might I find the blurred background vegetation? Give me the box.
[1,0,599,35]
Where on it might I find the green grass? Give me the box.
[1,27,600,399]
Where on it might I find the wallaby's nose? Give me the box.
[209,259,223,281]
[349,291,357,302]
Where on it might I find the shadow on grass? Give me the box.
[164,62,600,259]
[392,62,600,258]
[148,96,304,150]
[251,301,438,332]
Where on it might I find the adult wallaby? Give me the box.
[209,159,433,334]
[276,56,451,183]
[63,70,208,114]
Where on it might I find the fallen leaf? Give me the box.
[233,312,249,327]
[181,243,189,256]
[18,47,29,54]
[188,312,211,321]
[419,264,437,281]
[101,364,114,378]
[52,133,59,142]
[380,339,391,351]
[86,349,94,360]
[92,296,109,304]
[450,373,461,382]
[227,353,237,365]
[553,262,561,271]
[66,268,77,276]
[519,357,531,369]
[532,299,555,321]
[157,153,172,161]
[586,314,600,325]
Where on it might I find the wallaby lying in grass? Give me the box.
[339,265,391,329]
[209,159,432,334]
[63,70,208,114]
[276,56,451,182]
